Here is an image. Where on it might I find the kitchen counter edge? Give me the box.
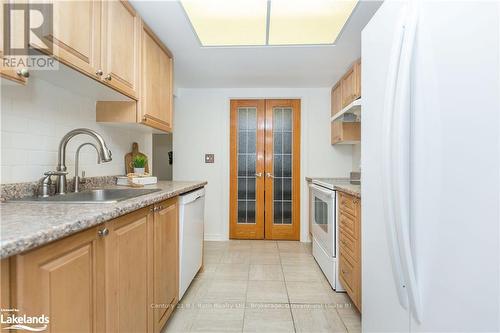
[0,181,207,259]
[334,184,361,198]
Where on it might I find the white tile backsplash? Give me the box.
[1,77,152,184]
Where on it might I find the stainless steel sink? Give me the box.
[10,188,162,204]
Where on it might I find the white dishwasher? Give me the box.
[178,187,205,299]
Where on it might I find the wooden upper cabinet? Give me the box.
[331,82,342,117]
[140,22,173,132]
[104,207,153,333]
[153,198,178,332]
[331,120,360,145]
[12,226,105,333]
[101,0,140,99]
[340,58,361,108]
[96,21,174,133]
[331,59,361,145]
[31,0,101,79]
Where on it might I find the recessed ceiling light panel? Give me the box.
[181,0,268,46]
[181,0,358,47]
[268,0,358,45]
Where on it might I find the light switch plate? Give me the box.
[205,154,214,163]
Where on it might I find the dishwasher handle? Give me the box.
[179,187,205,205]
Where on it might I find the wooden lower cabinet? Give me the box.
[338,192,361,311]
[1,259,11,330]
[153,198,178,332]
[6,199,179,333]
[104,206,153,332]
[11,226,105,332]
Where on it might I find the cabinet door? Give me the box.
[101,0,140,99]
[31,0,101,78]
[340,59,361,108]
[141,23,173,132]
[331,120,360,145]
[153,198,178,332]
[1,259,10,330]
[331,83,342,117]
[12,226,105,333]
[105,207,153,333]
[0,0,27,84]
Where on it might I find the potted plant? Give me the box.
[132,155,147,175]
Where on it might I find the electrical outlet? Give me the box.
[205,154,214,163]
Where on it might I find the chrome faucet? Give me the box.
[74,143,101,193]
[56,128,112,194]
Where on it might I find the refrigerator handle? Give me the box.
[393,0,422,323]
[381,10,409,311]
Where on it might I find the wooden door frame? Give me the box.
[264,99,301,241]
[229,99,300,241]
[229,99,265,239]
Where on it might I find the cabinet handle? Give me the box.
[98,228,109,237]
[105,74,112,81]
[95,69,103,76]
[255,173,263,178]
[16,68,29,78]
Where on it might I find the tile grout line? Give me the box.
[277,242,298,333]
[241,247,253,333]
[336,306,351,333]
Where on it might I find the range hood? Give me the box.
[331,98,361,122]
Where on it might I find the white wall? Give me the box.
[352,144,361,172]
[1,78,152,183]
[173,88,353,242]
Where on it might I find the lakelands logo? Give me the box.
[0,309,49,331]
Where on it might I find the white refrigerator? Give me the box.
[362,1,499,332]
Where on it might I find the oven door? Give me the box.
[309,184,336,257]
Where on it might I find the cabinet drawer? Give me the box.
[339,252,356,295]
[339,211,357,240]
[339,230,358,262]
[338,192,358,218]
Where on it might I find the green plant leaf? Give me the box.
[132,155,147,168]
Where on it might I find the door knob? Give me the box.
[104,74,112,81]
[255,173,263,178]
[95,69,103,76]
[266,173,275,179]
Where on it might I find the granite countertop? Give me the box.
[0,181,207,259]
[334,183,361,198]
[305,176,361,198]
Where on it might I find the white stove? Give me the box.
[311,178,339,191]
[309,178,346,292]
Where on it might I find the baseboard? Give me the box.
[203,233,227,241]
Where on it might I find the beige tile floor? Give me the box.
[163,240,361,333]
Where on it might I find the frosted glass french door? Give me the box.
[230,99,300,240]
